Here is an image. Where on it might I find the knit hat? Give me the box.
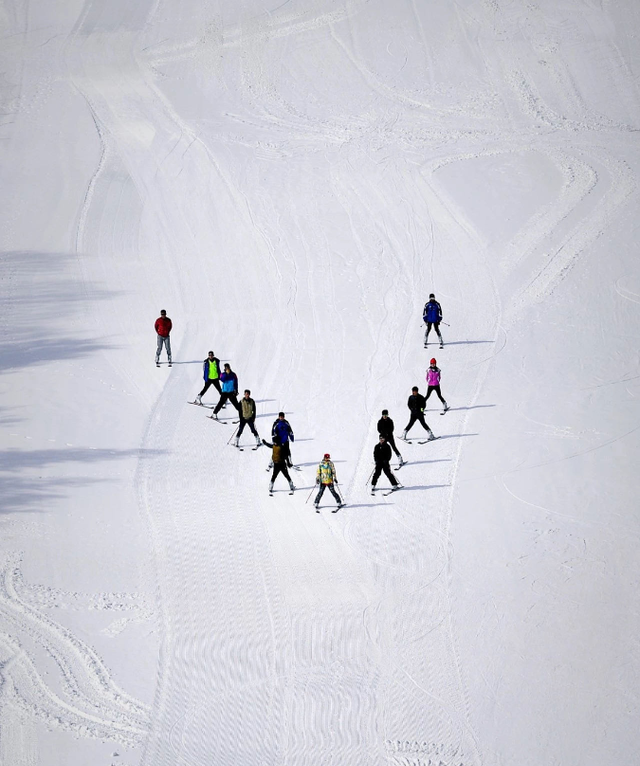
[323,453,330,459]
[430,358,437,365]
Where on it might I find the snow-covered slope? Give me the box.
[1,1,639,764]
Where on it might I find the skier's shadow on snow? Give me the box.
[397,484,450,492]
[296,459,346,467]
[444,405,495,412]
[437,340,494,346]
[405,459,450,466]
[437,433,479,440]
[255,399,276,404]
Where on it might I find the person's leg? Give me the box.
[156,335,163,362]
[281,464,294,489]
[314,484,326,505]
[383,463,399,486]
[417,413,431,433]
[403,413,417,436]
[165,336,172,362]
[371,465,383,487]
[434,385,446,405]
[434,322,443,343]
[387,434,401,457]
[328,484,341,503]
[282,442,293,467]
[424,322,432,343]
[418,413,435,437]
[247,418,258,436]
[237,418,246,437]
[198,379,213,398]
[229,394,241,412]
[213,393,229,415]
[425,386,434,401]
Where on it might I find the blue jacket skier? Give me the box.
[423,293,444,348]
[272,412,294,467]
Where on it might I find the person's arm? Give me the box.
[288,425,294,442]
[262,439,273,448]
[167,318,173,333]
[154,319,160,333]
[438,302,442,321]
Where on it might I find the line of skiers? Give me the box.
[157,292,449,507]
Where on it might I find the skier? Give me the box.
[193,351,221,404]
[234,390,261,447]
[272,412,294,468]
[426,358,449,413]
[377,409,404,466]
[314,453,343,512]
[402,386,436,441]
[154,310,172,366]
[211,363,241,419]
[371,436,401,494]
[423,293,443,348]
[261,433,295,495]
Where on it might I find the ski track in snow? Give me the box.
[2,0,640,763]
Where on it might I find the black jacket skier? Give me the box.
[403,387,435,440]
[377,409,402,459]
[371,437,399,489]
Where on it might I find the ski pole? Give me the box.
[364,467,374,487]
[440,321,450,326]
[226,425,239,445]
[306,484,317,504]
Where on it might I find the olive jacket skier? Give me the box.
[195,351,221,403]
[403,387,436,440]
[423,293,443,347]
[154,310,172,365]
[371,437,400,490]
[261,434,295,493]
[234,390,261,447]
[314,454,342,510]
[377,409,403,461]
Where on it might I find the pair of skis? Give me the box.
[371,485,403,497]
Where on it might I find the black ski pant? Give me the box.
[199,378,222,398]
[237,416,258,438]
[315,483,341,505]
[372,462,398,487]
[384,433,402,457]
[425,385,446,405]
[271,463,292,485]
[405,411,431,434]
[214,392,240,415]
[424,321,442,343]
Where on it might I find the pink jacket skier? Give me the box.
[425,358,449,413]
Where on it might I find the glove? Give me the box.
[290,434,294,442]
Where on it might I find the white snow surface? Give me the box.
[1,0,639,764]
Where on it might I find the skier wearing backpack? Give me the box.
[272,412,294,468]
[425,358,449,414]
[234,390,261,447]
[314,454,343,512]
[261,433,295,495]
[423,293,443,348]
[371,436,401,494]
[154,310,172,366]
[377,410,404,466]
[402,387,436,441]
[193,351,221,404]
[211,364,241,418]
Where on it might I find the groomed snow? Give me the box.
[1,1,639,764]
